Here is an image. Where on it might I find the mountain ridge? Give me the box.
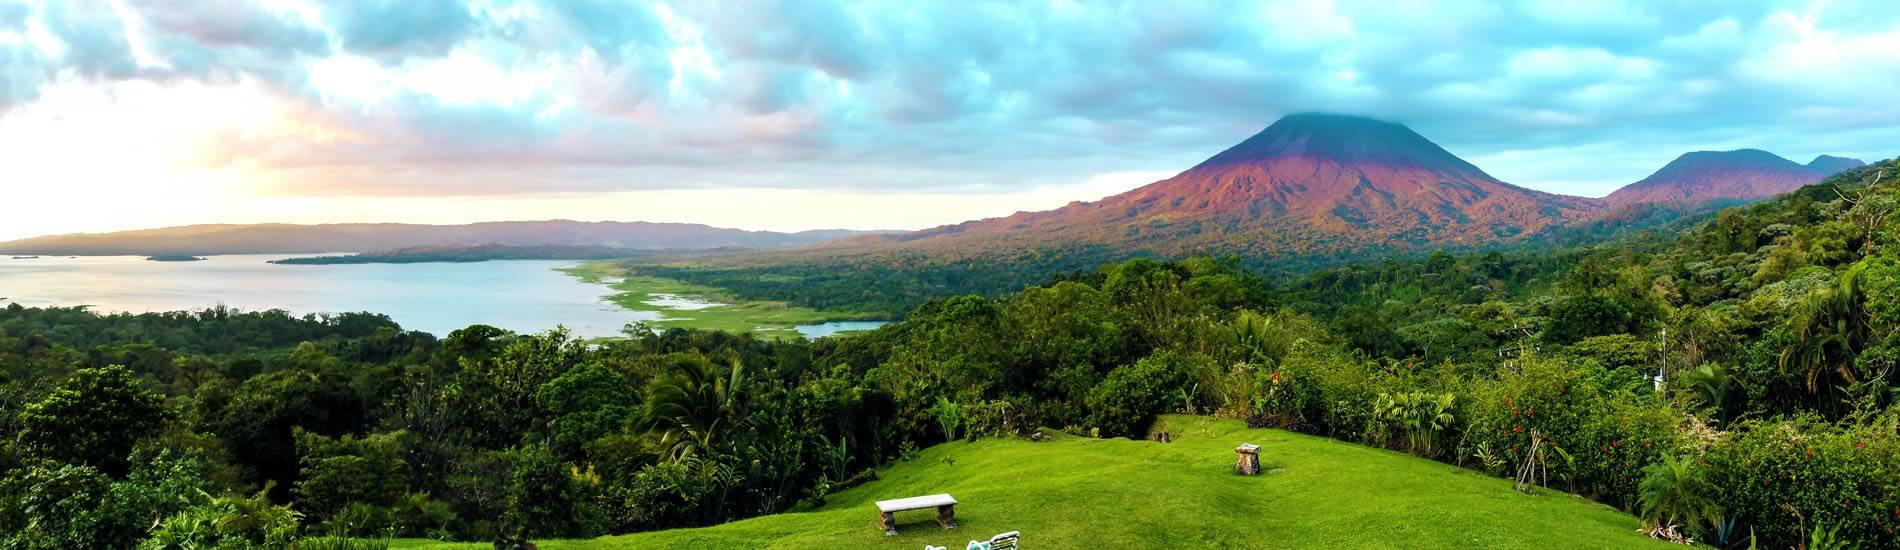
[0,220,889,256]
[1604,149,1864,207]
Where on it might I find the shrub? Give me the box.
[290,536,391,550]
[600,457,741,532]
[3,448,215,550]
[1371,392,1456,457]
[1086,351,1207,437]
[1636,454,1720,528]
[1701,411,1899,548]
[1457,354,1680,503]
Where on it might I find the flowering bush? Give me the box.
[1701,411,1900,547]
[1456,355,1680,502]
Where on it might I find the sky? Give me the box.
[1,0,1898,241]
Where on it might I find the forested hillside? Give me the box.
[0,159,1894,549]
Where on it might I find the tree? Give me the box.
[202,368,366,495]
[502,445,589,539]
[536,362,639,461]
[16,365,170,476]
[1778,264,1875,395]
[1332,305,1403,358]
[639,354,744,461]
[1543,294,1632,346]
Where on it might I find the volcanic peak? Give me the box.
[1184,113,1498,181]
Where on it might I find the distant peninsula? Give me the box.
[145,255,206,262]
[269,244,668,265]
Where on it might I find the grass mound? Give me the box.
[396,415,1673,549]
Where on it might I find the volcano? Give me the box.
[1603,150,1863,207]
[820,113,1602,261]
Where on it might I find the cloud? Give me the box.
[39,0,141,79]
[0,42,48,110]
[0,0,1897,201]
[320,0,476,62]
[130,0,330,59]
[0,0,27,30]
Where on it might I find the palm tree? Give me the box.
[639,354,745,461]
[1780,264,1875,396]
[1679,363,1740,421]
[1637,454,1721,529]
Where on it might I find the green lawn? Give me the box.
[556,262,882,336]
[392,415,1673,549]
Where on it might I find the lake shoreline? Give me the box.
[556,261,890,338]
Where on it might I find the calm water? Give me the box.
[0,255,658,338]
[793,321,891,338]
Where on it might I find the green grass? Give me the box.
[392,415,1674,549]
[557,262,881,336]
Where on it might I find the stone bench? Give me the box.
[875,493,957,535]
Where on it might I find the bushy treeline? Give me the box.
[2,159,1897,548]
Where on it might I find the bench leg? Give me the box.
[936,504,957,529]
[880,511,898,536]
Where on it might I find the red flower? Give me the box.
[1808,450,1815,456]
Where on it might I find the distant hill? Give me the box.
[1808,154,1867,175]
[1602,150,1863,207]
[815,113,1603,262]
[0,221,887,256]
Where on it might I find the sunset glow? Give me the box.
[2,0,1898,240]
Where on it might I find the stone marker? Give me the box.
[1236,443,1261,475]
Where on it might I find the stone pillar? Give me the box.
[1236,443,1261,475]
[880,511,897,536]
[935,504,958,528]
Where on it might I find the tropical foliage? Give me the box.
[0,159,1894,548]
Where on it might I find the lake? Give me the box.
[0,255,885,339]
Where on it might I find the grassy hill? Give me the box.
[394,416,1673,549]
